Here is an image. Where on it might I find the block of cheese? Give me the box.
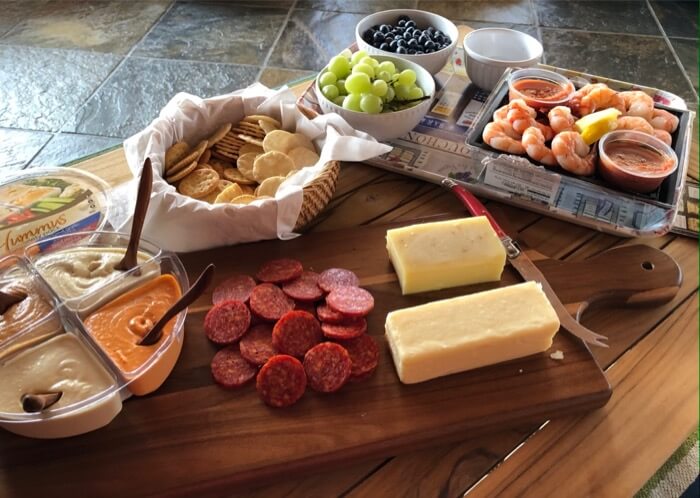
[385,281,560,384]
[386,216,506,295]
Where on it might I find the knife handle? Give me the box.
[441,178,507,238]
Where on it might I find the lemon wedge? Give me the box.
[574,108,622,145]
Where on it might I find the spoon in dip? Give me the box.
[21,391,63,413]
[115,158,153,275]
[138,264,215,346]
[0,290,26,315]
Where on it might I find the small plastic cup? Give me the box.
[507,68,575,110]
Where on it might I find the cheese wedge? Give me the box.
[385,281,560,384]
[386,217,506,295]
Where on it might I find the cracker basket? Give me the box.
[294,160,340,231]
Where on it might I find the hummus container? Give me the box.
[0,168,111,257]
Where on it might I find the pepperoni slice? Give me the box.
[337,334,379,379]
[211,347,257,388]
[212,274,256,305]
[255,258,303,284]
[249,283,295,321]
[282,271,323,302]
[321,318,367,340]
[326,286,374,317]
[256,354,307,408]
[318,268,360,293]
[272,310,322,358]
[239,324,277,366]
[303,342,352,393]
[316,304,349,324]
[204,300,251,345]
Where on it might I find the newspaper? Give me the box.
[298,48,695,238]
[672,179,699,238]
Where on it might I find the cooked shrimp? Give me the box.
[548,106,576,133]
[483,121,526,154]
[522,127,557,167]
[650,108,679,133]
[492,105,522,139]
[506,99,537,134]
[619,91,654,121]
[570,83,624,116]
[551,131,596,176]
[616,116,654,135]
[535,120,555,141]
[653,129,672,146]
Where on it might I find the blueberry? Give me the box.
[425,48,434,53]
[379,42,390,51]
[397,46,408,54]
[396,38,406,47]
[416,50,424,54]
[418,35,428,45]
[380,24,391,33]
[407,48,416,54]
[363,29,374,42]
[398,15,410,22]
[373,31,385,43]
[412,30,421,39]
[407,38,418,48]
[434,30,443,37]
[372,24,381,31]
[397,19,405,27]
[389,39,399,49]
[425,40,435,50]
[404,26,413,35]
[405,20,416,28]
[403,32,412,40]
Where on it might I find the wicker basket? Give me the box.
[294,160,340,231]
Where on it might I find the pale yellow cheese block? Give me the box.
[386,216,506,295]
[385,281,560,384]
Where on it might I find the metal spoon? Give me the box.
[115,158,153,275]
[0,290,26,315]
[21,392,63,413]
[138,264,215,346]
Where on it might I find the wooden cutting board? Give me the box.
[0,219,681,497]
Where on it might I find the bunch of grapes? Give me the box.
[318,49,426,114]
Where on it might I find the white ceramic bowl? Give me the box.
[463,28,543,91]
[355,9,459,75]
[316,55,435,142]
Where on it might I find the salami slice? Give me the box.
[212,274,256,305]
[282,271,323,302]
[204,300,251,345]
[318,268,360,293]
[255,258,303,284]
[321,318,367,340]
[211,347,257,388]
[337,334,379,378]
[272,310,322,358]
[326,286,374,317]
[316,304,349,324]
[256,354,307,407]
[249,283,295,322]
[239,324,277,366]
[303,342,352,393]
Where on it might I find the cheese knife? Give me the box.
[442,178,609,348]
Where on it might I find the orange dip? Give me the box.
[83,274,181,375]
[509,78,574,108]
[603,140,675,176]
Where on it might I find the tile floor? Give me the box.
[0,0,697,170]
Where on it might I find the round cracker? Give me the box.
[178,168,219,199]
[253,151,295,182]
[202,189,220,203]
[212,148,238,161]
[255,175,286,198]
[258,120,278,134]
[218,179,233,190]
[230,194,257,205]
[239,184,256,196]
[288,147,319,168]
[237,152,259,182]
[293,133,316,152]
[165,142,190,171]
[208,162,225,177]
[215,183,245,203]
[239,143,264,156]
[243,114,281,128]
[195,163,215,172]
[223,167,256,185]
[198,149,211,165]
[210,157,235,168]
[263,130,296,154]
[168,140,208,175]
[207,122,233,146]
[236,134,264,147]
[166,160,198,183]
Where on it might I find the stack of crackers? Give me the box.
[162,115,320,204]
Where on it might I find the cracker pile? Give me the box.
[162,115,320,205]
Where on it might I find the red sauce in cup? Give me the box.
[604,140,675,175]
[508,77,575,110]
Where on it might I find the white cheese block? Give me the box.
[385,281,560,384]
[385,216,506,295]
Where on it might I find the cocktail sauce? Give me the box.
[603,140,675,175]
[508,78,575,109]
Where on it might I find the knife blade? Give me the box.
[441,178,608,348]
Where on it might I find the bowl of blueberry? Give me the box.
[355,9,459,75]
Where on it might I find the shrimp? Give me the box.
[615,116,654,135]
[483,121,526,154]
[492,105,522,139]
[570,83,624,116]
[522,127,557,167]
[505,99,537,134]
[535,120,555,141]
[551,131,597,176]
[548,106,576,133]
[653,129,673,146]
[650,108,679,133]
[619,91,654,121]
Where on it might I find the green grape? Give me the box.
[377,71,391,82]
[360,94,383,114]
[322,84,339,100]
[371,79,388,97]
[360,56,379,68]
[408,86,424,100]
[333,95,345,106]
[345,73,372,94]
[328,55,351,78]
[319,71,337,86]
[350,50,368,66]
[385,86,395,103]
[397,69,417,86]
[377,61,396,75]
[339,48,353,60]
[352,63,374,79]
[343,93,363,112]
[336,79,346,94]
[394,83,411,100]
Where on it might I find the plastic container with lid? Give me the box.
[0,168,111,257]
[507,67,575,110]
